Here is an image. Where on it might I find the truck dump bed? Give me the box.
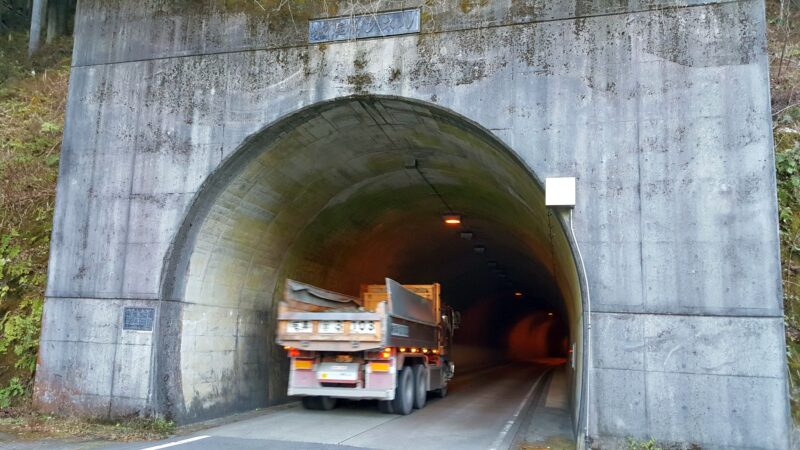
[276,278,440,352]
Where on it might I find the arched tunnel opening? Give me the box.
[159,96,584,428]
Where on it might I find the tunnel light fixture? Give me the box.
[514,292,523,298]
[460,231,474,240]
[443,213,461,226]
[548,312,554,317]
[473,245,486,254]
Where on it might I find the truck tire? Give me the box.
[301,396,336,410]
[378,400,394,414]
[392,366,414,415]
[434,360,450,398]
[412,364,427,409]
[301,396,320,410]
[318,396,337,410]
[435,382,448,398]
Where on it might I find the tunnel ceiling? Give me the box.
[173,96,577,320]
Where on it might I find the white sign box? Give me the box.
[545,177,576,207]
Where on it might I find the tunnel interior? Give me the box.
[160,96,583,424]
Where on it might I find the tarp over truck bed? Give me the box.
[285,279,362,311]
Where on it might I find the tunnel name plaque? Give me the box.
[122,307,155,332]
[308,9,420,44]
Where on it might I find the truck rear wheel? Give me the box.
[318,396,337,410]
[392,366,414,415]
[412,364,427,409]
[301,396,337,410]
[378,400,394,414]
[435,360,450,398]
[301,396,319,410]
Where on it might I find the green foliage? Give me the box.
[39,121,61,135]
[775,108,800,423]
[0,32,74,86]
[775,137,800,231]
[0,231,31,301]
[0,230,43,376]
[0,31,70,405]
[0,377,25,408]
[627,437,662,450]
[0,0,31,32]
[0,298,43,373]
[120,417,176,436]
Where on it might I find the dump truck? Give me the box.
[275,278,459,415]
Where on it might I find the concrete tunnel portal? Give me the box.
[158,95,584,426]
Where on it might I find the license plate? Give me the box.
[287,320,312,333]
[350,320,376,334]
[318,363,358,381]
[318,320,344,334]
[319,371,357,381]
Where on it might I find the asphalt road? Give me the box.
[103,363,550,450]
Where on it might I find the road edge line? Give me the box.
[488,369,550,450]
[140,435,211,450]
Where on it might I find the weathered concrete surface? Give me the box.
[36,0,789,448]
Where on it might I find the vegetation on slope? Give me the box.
[0,31,70,408]
[768,0,800,423]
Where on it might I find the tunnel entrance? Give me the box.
[158,96,585,430]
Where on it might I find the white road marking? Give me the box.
[140,435,211,450]
[488,371,547,450]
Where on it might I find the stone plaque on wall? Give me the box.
[308,9,420,44]
[123,307,155,331]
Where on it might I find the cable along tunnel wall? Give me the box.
[157,96,584,424]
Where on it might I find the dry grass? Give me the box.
[517,437,575,450]
[0,407,175,442]
[0,34,69,234]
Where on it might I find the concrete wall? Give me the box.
[36,0,789,448]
